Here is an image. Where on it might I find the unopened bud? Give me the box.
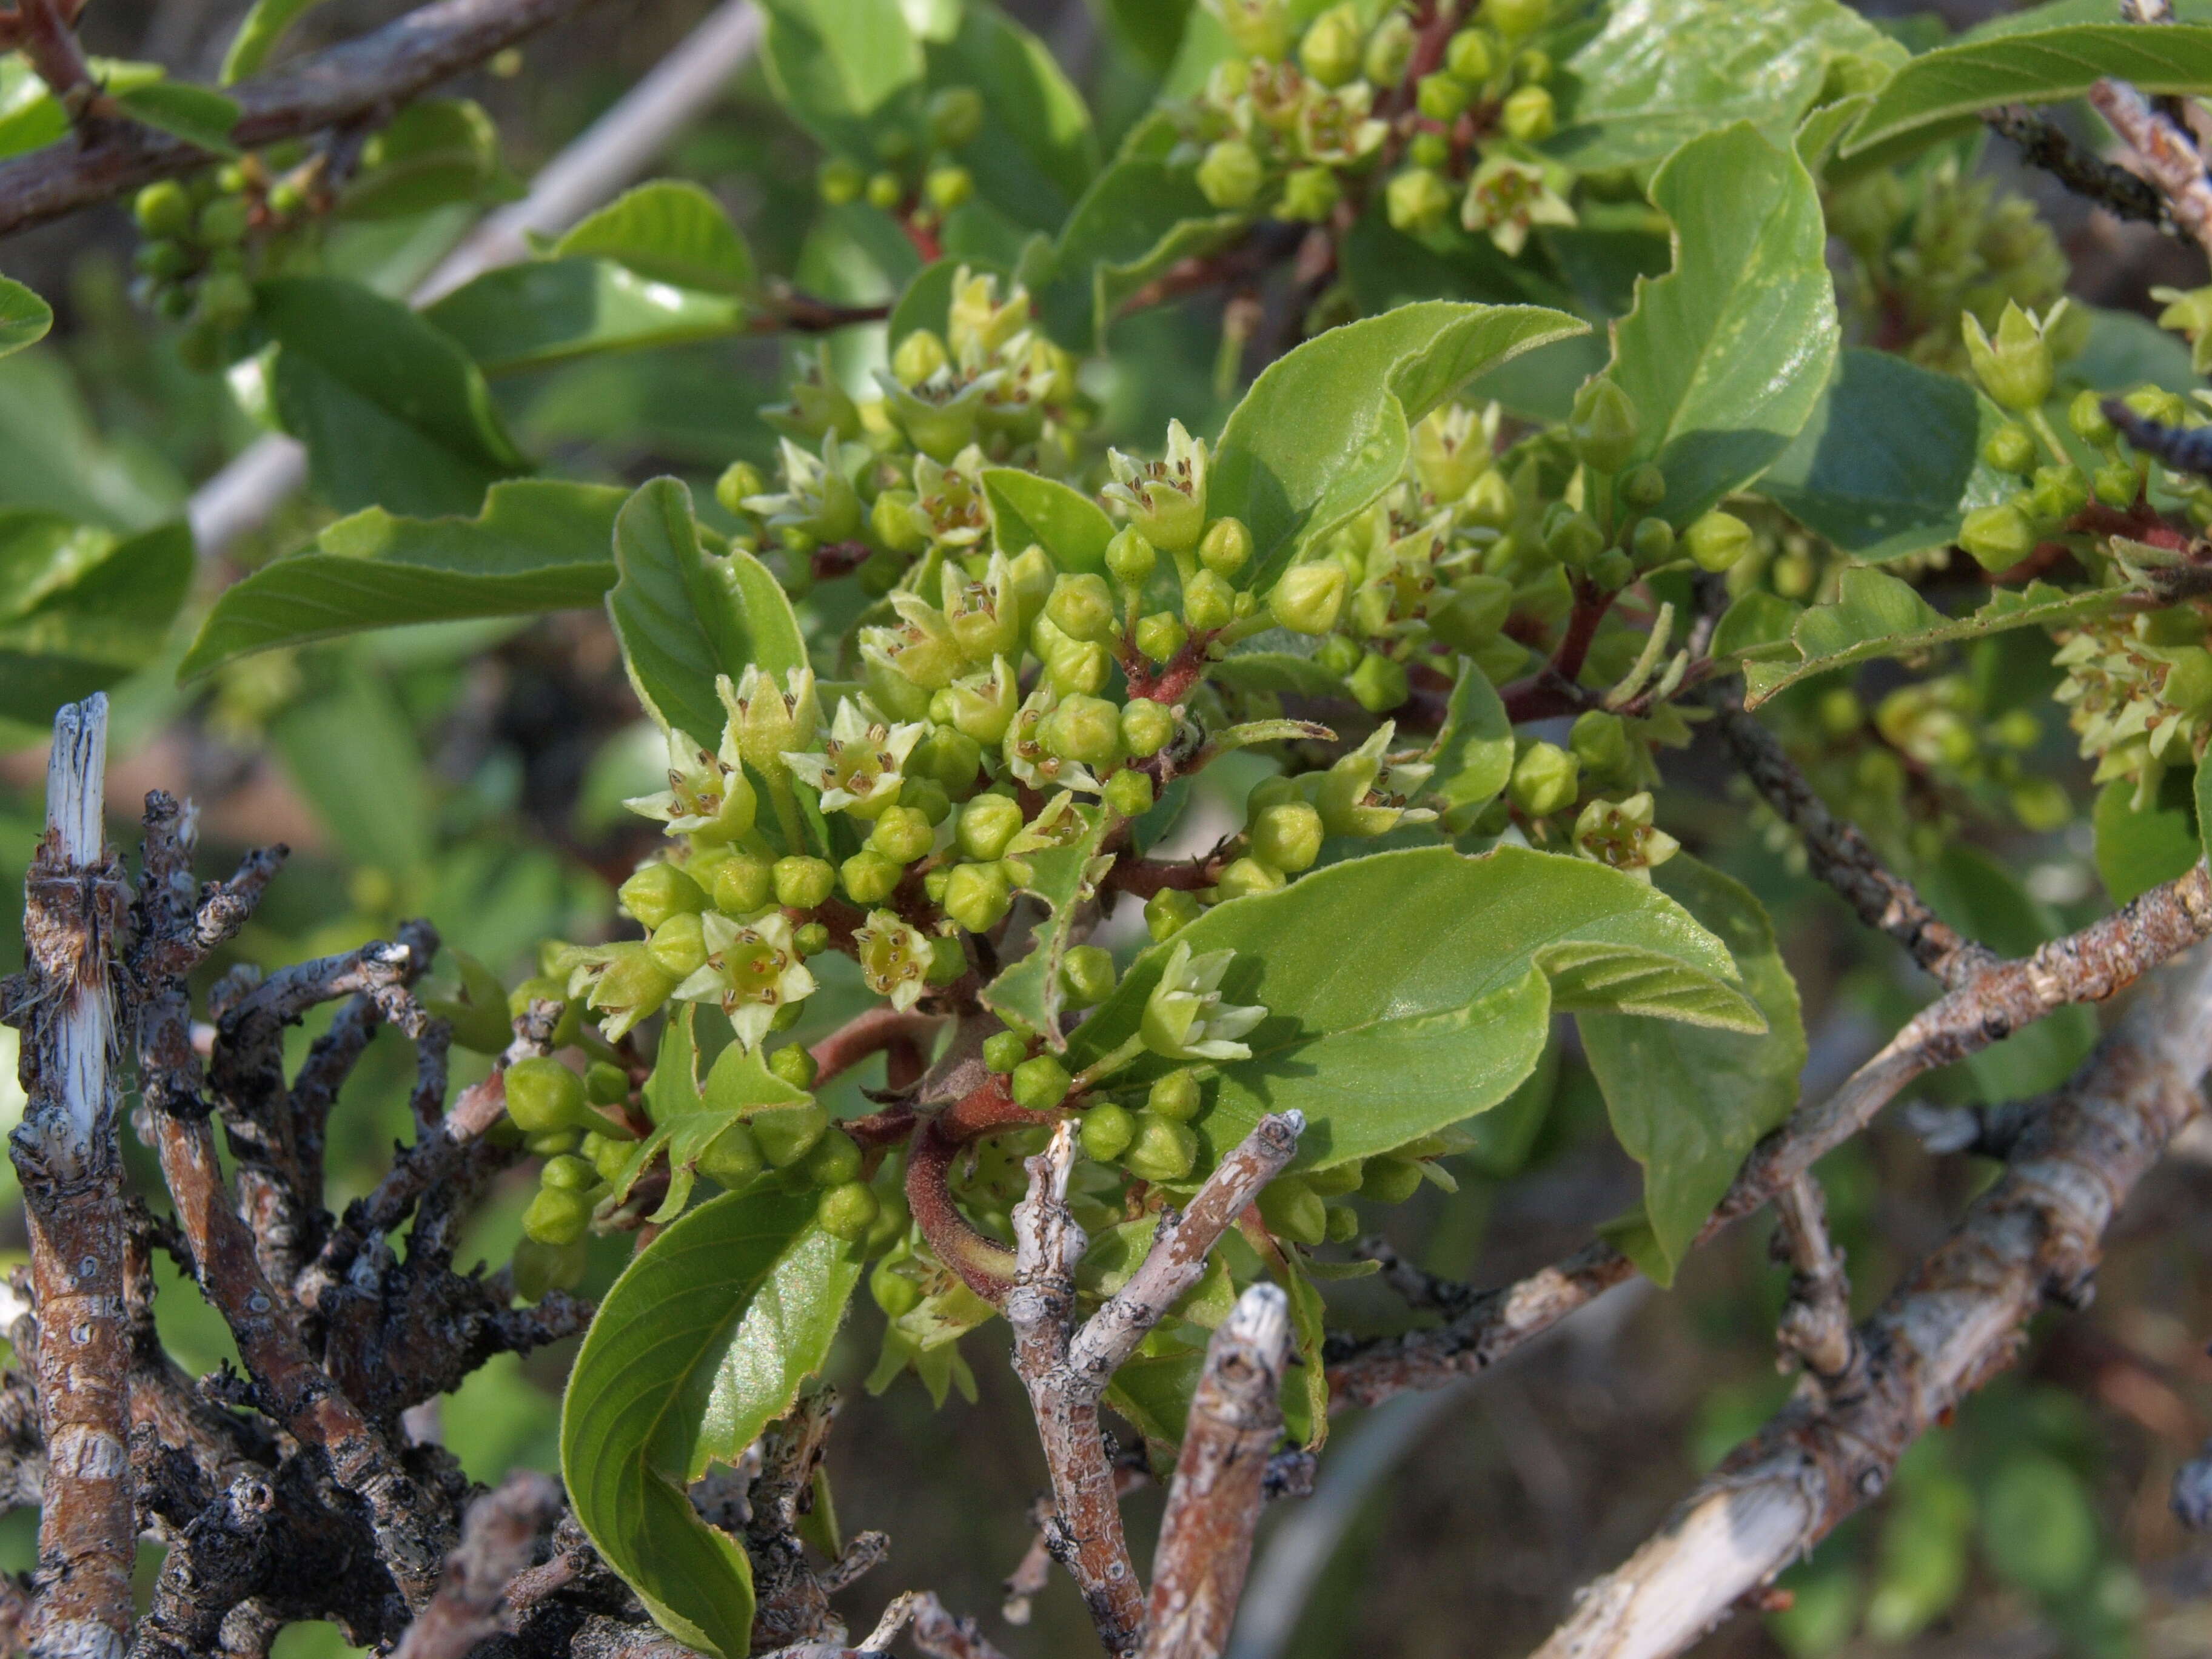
[1961,301,2055,415]
[1509,740,1580,816]
[1684,509,1754,572]
[1269,562,1349,634]
[1198,139,1264,210]
[1569,377,1640,474]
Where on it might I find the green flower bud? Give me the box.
[803,1128,864,1189]
[900,777,953,827]
[1430,575,1513,652]
[134,238,190,279]
[544,1152,598,1189]
[1258,1176,1326,1245]
[819,1181,880,1239]
[1122,1112,1198,1182]
[1387,167,1456,235]
[712,854,774,916]
[925,166,974,211]
[1183,568,1236,632]
[1047,573,1119,643]
[1408,130,1450,169]
[751,1101,832,1169]
[1145,888,1203,942]
[928,85,986,148]
[648,912,709,979]
[1104,768,1156,819]
[870,804,936,864]
[1591,548,1635,592]
[1147,1070,1202,1122]
[1568,377,1640,475]
[523,1128,580,1157]
[1200,516,1253,578]
[817,156,865,206]
[911,723,983,795]
[1107,526,1159,585]
[2026,463,2090,525]
[1299,5,1364,86]
[1121,698,1176,759]
[1250,800,1324,873]
[1629,515,1675,568]
[1481,0,1548,39]
[1324,1203,1360,1243]
[620,863,709,931]
[957,794,1024,862]
[1959,501,2036,572]
[1012,1054,1073,1111]
[1061,945,1116,1010]
[506,1057,589,1134]
[522,1184,594,1246]
[585,1062,630,1107]
[1543,506,1606,568]
[1213,855,1285,900]
[512,1235,588,1301]
[699,1120,764,1185]
[1347,650,1410,712]
[1367,12,1416,81]
[1569,709,1632,782]
[773,856,837,910]
[1684,509,1754,573]
[196,195,249,246]
[1464,469,1517,529]
[984,1030,1031,1073]
[1269,562,1349,635]
[1135,611,1189,663]
[1359,1154,1424,1204]
[840,848,903,905]
[1080,1102,1136,1163]
[1961,301,2056,415]
[928,936,967,987]
[2094,460,2142,508]
[1618,462,1666,511]
[507,976,581,1048]
[1198,138,1265,210]
[1042,693,1125,768]
[943,861,1013,934]
[769,1044,820,1090]
[196,272,253,330]
[582,1130,632,1182]
[1500,82,1555,142]
[135,179,193,238]
[870,488,927,555]
[872,1256,922,1316]
[1040,629,1113,697]
[1984,423,2039,475]
[2068,390,2117,449]
[1416,72,1474,122]
[1316,635,1362,677]
[1509,740,1580,816]
[716,461,768,520]
[1276,165,1341,224]
[1305,1160,1362,1198]
[1446,27,1495,81]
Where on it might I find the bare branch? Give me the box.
[1523,942,2212,1659]
[389,1471,563,1659]
[2089,78,2212,263]
[1770,1175,1858,1389]
[1984,106,2168,228]
[1142,1284,1290,1659]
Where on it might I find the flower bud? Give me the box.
[840,849,903,904]
[585,1062,629,1107]
[769,1044,820,1090]
[620,863,709,931]
[716,460,767,519]
[2026,463,2089,525]
[1147,1070,1202,1122]
[1629,515,1675,567]
[1500,82,1555,142]
[1591,548,1635,592]
[1543,506,1605,567]
[1464,468,1517,529]
[1200,516,1253,578]
[1446,26,1495,81]
[1145,888,1202,941]
[712,854,774,916]
[1080,1102,1136,1162]
[1122,1113,1198,1182]
[697,1120,764,1187]
[1250,799,1325,872]
[1509,740,1580,816]
[1387,167,1455,235]
[1359,1155,1423,1204]
[1983,423,2039,475]
[773,856,837,910]
[1038,626,1112,697]
[1481,0,1548,38]
[866,171,903,210]
[1269,561,1349,634]
[1046,572,1119,642]
[1959,501,2035,572]
[506,1057,589,1134]
[1259,1176,1327,1245]
[1213,856,1284,900]
[726,665,822,782]
[1061,945,1117,1009]
[984,1030,1030,1073]
[573,943,679,1041]
[871,1256,921,1316]
[2066,390,2116,449]
[1197,138,1265,210]
[870,804,936,864]
[1961,301,2055,415]
[893,329,950,389]
[943,861,1013,933]
[1106,526,1158,585]
[1567,377,1640,475]
[1299,5,1363,86]
[1104,768,1156,819]
[1135,611,1189,663]
[1408,130,1450,169]
[928,84,985,148]
[1684,509,1754,572]
[1569,709,1632,783]
[522,1184,594,1246]
[523,1128,580,1157]
[1011,1054,1073,1111]
[1416,72,1473,122]
[819,1181,880,1239]
[803,1128,863,1189]
[1276,164,1341,223]
[956,793,1024,860]
[648,912,710,979]
[751,1100,831,1168]
[1041,694,1125,768]
[1347,649,1410,712]
[1183,568,1236,631]
[1118,698,1175,759]
[1367,12,1416,81]
[2094,460,2141,508]
[512,1235,588,1302]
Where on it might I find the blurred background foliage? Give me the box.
[5,0,2212,1654]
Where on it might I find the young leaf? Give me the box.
[608,478,808,740]
[924,5,1097,232]
[1577,857,1806,1283]
[1741,569,2117,708]
[0,276,52,358]
[554,181,757,295]
[112,82,242,155]
[1756,349,2013,562]
[1607,121,1840,526]
[1844,24,2212,158]
[337,100,511,220]
[423,259,747,374]
[979,803,1113,1047]
[258,276,530,517]
[561,1188,862,1659]
[1427,662,1514,816]
[0,517,192,727]
[982,468,1114,574]
[1213,301,1586,588]
[180,480,625,678]
[269,669,434,876]
[1552,0,1905,172]
[1064,845,1759,1173]
[760,0,926,154]
[2096,770,2199,906]
[222,0,323,82]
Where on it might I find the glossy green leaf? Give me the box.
[223,0,323,82]
[925,6,1096,232]
[561,1188,862,1659]
[1757,349,2013,562]
[259,276,529,518]
[1066,845,1758,1172]
[979,803,1113,1047]
[761,0,926,149]
[982,467,1113,573]
[608,478,808,741]
[180,480,624,677]
[1578,857,1805,1282]
[1607,122,1840,526]
[113,82,241,154]
[0,275,52,358]
[0,517,192,726]
[1845,24,2212,158]
[337,101,509,220]
[1213,301,1586,588]
[1709,591,1803,663]
[1553,0,1904,172]
[1742,570,2117,708]
[423,259,747,374]
[1427,662,1514,817]
[270,670,434,876]
[554,181,757,295]
[2096,771,2199,905]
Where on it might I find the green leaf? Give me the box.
[1845,24,2212,158]
[112,82,241,154]
[1426,662,1514,817]
[612,1022,815,1222]
[258,276,529,517]
[0,350,183,530]
[1207,642,1344,700]
[608,478,808,741]
[925,6,1096,232]
[1757,349,2013,562]
[223,0,323,82]
[1741,569,2117,708]
[269,669,434,876]
[1606,121,1840,526]
[1577,857,1805,1283]
[982,467,1114,574]
[561,1188,862,1659]
[1709,591,1803,662]
[979,804,1113,1047]
[0,275,51,358]
[0,517,192,726]
[1065,845,1758,1172]
[554,182,757,295]
[1213,301,1586,588]
[1097,0,1190,74]
[1552,0,1905,172]
[2096,770,2199,905]
[0,58,162,161]
[423,259,747,374]
[761,0,926,149]
[337,100,510,220]
[179,480,625,678]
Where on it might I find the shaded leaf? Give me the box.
[2096,770,2198,905]
[925,5,1096,232]
[337,100,509,220]
[0,275,51,358]
[223,0,323,82]
[269,669,433,876]
[423,259,747,374]
[554,181,757,295]
[979,803,1113,1046]
[0,517,192,727]
[1427,662,1513,816]
[983,468,1114,574]
[113,82,241,154]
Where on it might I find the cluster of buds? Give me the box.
[1179,0,1570,252]
[2053,610,2212,805]
[815,84,988,230]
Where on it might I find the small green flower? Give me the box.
[862,592,965,691]
[566,942,679,1042]
[1461,156,1574,257]
[1315,723,1436,836]
[623,722,757,840]
[1961,300,2059,415]
[1104,420,1208,553]
[1141,940,1267,1062]
[940,655,1021,746]
[942,551,1024,664]
[1295,81,1386,167]
[744,434,862,542]
[782,699,927,818]
[874,363,1003,461]
[908,451,992,550]
[723,664,822,784]
[856,910,937,1011]
[1410,403,1494,501]
[947,267,1032,361]
[672,910,817,1050]
[1570,793,1678,880]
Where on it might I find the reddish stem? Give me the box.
[807,1007,944,1088]
[905,1118,1016,1301]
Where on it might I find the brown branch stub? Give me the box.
[1770,1174,1858,1390]
[2088,77,2212,264]
[1141,1283,1290,1659]
[389,1470,564,1659]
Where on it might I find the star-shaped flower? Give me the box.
[623,723,757,841]
[671,910,816,1050]
[782,698,926,819]
[1140,940,1267,1063]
